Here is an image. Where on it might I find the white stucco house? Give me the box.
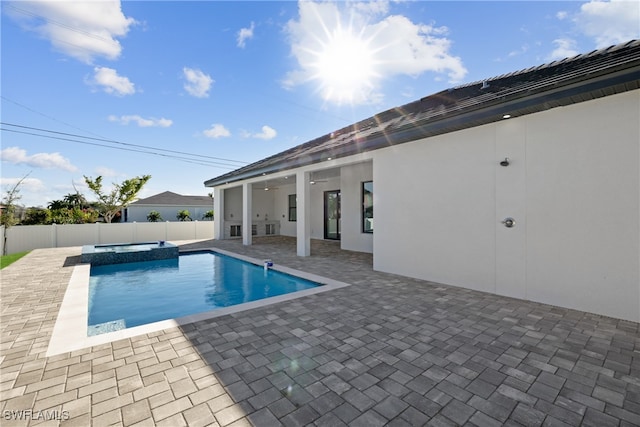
[205,40,640,322]
[124,191,213,222]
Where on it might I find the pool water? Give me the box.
[87,252,320,335]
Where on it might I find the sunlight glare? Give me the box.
[312,26,377,105]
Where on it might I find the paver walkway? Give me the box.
[1,236,639,426]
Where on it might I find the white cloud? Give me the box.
[574,0,640,48]
[508,44,530,58]
[556,11,569,20]
[5,0,136,64]
[283,1,467,105]
[183,67,213,98]
[203,124,231,139]
[548,38,580,60]
[1,147,77,172]
[237,22,255,48]
[108,115,172,127]
[252,125,277,140]
[95,167,118,177]
[353,0,390,17]
[89,66,135,96]
[0,177,47,194]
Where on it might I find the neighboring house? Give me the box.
[124,191,213,222]
[205,40,640,322]
[0,204,27,223]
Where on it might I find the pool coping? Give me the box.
[46,247,351,357]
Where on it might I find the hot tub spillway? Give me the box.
[81,241,179,265]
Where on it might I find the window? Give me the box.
[288,194,297,221]
[362,181,373,233]
[251,224,257,236]
[266,223,276,235]
[230,225,241,237]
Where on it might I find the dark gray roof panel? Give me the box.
[132,191,212,206]
[205,40,640,187]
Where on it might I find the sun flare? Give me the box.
[311,27,378,105]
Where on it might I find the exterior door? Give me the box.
[324,190,341,240]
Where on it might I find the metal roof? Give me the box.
[205,40,640,188]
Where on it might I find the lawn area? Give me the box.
[1,251,30,269]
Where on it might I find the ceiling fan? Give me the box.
[309,172,328,185]
[254,181,279,191]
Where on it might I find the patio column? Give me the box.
[296,170,311,256]
[213,187,224,240]
[242,182,252,246]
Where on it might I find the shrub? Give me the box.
[22,208,51,225]
[176,210,192,221]
[147,210,163,222]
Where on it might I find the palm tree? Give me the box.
[63,192,88,208]
[47,199,67,210]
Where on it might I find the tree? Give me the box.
[176,210,192,221]
[1,172,29,228]
[84,175,151,223]
[1,172,30,255]
[147,210,163,222]
[70,207,99,224]
[63,192,88,208]
[202,210,214,221]
[47,199,68,210]
[22,208,51,225]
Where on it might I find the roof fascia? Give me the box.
[209,152,374,190]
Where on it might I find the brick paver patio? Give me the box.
[1,236,639,426]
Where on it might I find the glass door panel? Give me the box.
[324,190,341,240]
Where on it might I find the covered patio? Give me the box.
[1,237,638,426]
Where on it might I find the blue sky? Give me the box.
[2,0,638,208]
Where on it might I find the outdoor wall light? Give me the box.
[500,157,510,167]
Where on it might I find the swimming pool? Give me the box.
[47,247,350,357]
[87,252,319,335]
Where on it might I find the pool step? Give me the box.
[88,319,126,336]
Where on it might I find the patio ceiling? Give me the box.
[250,167,342,190]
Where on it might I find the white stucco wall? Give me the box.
[340,163,373,253]
[374,125,497,293]
[251,187,276,222]
[224,187,243,221]
[524,92,639,322]
[374,90,640,322]
[274,183,297,237]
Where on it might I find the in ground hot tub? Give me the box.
[81,241,179,265]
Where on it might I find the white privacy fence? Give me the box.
[1,222,214,255]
